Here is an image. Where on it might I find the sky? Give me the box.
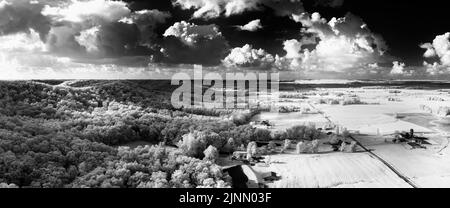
[0,0,449,80]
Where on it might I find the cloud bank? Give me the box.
[0,0,444,80]
[0,0,175,79]
[278,12,390,77]
[172,0,305,19]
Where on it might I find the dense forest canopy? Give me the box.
[0,80,253,188]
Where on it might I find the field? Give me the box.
[250,81,450,188]
[253,152,412,188]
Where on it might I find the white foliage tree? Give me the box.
[204,145,219,162]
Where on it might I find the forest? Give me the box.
[0,80,264,188]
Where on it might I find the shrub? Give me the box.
[0,183,18,188]
[296,140,320,154]
[258,146,269,155]
[286,126,306,140]
[255,128,272,141]
[272,131,287,141]
[348,142,358,153]
[268,141,277,151]
[285,125,321,141]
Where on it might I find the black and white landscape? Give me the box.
[1,0,450,189]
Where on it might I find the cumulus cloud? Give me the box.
[0,0,8,8]
[222,44,274,68]
[431,33,450,65]
[421,33,450,74]
[0,29,80,79]
[280,12,389,76]
[42,0,130,23]
[238,19,262,32]
[162,21,229,65]
[0,0,51,40]
[172,0,304,19]
[295,12,387,54]
[75,26,101,54]
[275,39,305,68]
[390,61,412,75]
[423,61,449,75]
[283,39,303,59]
[0,28,45,53]
[368,63,379,69]
[172,0,253,19]
[45,25,86,56]
[420,42,436,58]
[163,21,223,45]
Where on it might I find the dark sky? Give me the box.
[124,0,450,66]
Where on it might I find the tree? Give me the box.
[178,132,203,157]
[255,129,272,141]
[339,142,347,152]
[296,142,308,154]
[347,141,357,153]
[223,138,236,153]
[329,134,340,145]
[311,140,320,153]
[286,126,305,140]
[304,126,321,141]
[273,131,287,141]
[149,171,169,188]
[0,183,18,188]
[268,141,277,152]
[204,145,219,162]
[246,142,257,160]
[342,129,350,139]
[282,139,291,153]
